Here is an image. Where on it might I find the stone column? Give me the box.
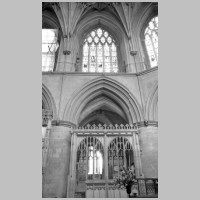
[138,126,158,178]
[43,120,75,198]
[67,132,77,198]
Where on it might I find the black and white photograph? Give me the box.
[42,2,158,198]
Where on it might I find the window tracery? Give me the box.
[77,137,104,181]
[144,16,158,68]
[42,29,59,72]
[82,28,118,73]
[108,136,134,179]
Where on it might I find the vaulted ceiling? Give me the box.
[42,2,156,37]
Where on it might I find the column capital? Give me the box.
[136,121,158,128]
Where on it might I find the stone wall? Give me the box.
[139,126,158,178]
[42,70,158,123]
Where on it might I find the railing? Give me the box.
[75,123,138,130]
[132,178,158,198]
[84,178,158,198]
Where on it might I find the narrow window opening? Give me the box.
[42,29,59,72]
[144,16,158,68]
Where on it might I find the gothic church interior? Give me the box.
[42,2,158,198]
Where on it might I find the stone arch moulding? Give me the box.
[77,136,104,149]
[75,11,125,42]
[145,83,158,121]
[42,83,57,119]
[62,77,144,126]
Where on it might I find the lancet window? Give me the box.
[42,29,59,72]
[144,16,158,68]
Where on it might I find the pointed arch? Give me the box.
[80,114,113,127]
[42,83,57,119]
[72,11,129,72]
[136,3,158,70]
[42,4,63,72]
[79,96,127,125]
[63,77,143,125]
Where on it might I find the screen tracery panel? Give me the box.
[76,136,104,182]
[108,136,134,179]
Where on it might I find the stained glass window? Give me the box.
[42,29,59,72]
[144,16,158,68]
[82,28,118,73]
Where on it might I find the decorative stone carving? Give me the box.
[77,123,138,130]
[42,109,53,126]
[63,50,71,55]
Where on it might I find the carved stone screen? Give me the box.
[77,136,104,182]
[108,136,134,179]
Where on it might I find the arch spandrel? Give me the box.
[62,77,143,125]
[73,12,129,73]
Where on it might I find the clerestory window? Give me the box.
[82,28,118,73]
[42,29,59,72]
[144,16,158,68]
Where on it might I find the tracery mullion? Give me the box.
[102,40,105,72]
[145,17,158,67]
[146,34,155,66]
[96,141,98,179]
[88,44,91,72]
[95,41,98,72]
[86,137,88,180]
[112,148,114,179]
[95,138,97,177]
[123,137,126,169]
[98,142,101,179]
[93,137,95,180]
[109,44,112,72]
[96,140,99,178]
[117,138,120,178]
[152,30,158,60]
[128,143,131,168]
[149,31,158,62]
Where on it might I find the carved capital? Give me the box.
[63,50,71,55]
[130,51,137,56]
